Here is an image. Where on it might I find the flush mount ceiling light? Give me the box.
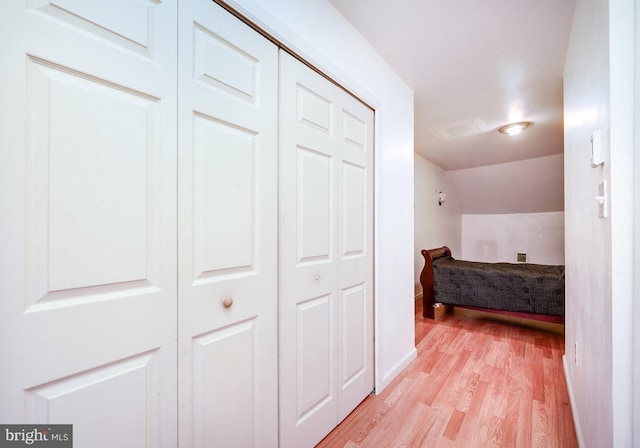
[498,121,533,136]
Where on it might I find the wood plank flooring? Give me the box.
[316,301,577,447]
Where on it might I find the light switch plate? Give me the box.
[591,128,604,167]
[597,180,608,218]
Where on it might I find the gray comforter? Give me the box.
[432,256,565,317]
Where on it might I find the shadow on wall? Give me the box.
[476,240,498,261]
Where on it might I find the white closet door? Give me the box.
[177,1,279,447]
[279,51,374,448]
[335,90,375,423]
[0,1,178,447]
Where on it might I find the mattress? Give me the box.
[432,256,565,316]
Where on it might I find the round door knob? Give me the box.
[222,297,234,308]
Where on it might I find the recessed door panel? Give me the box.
[27,58,161,308]
[27,0,161,59]
[192,113,258,281]
[340,284,367,387]
[342,110,367,150]
[27,351,162,447]
[297,294,334,422]
[193,23,258,102]
[342,162,367,258]
[192,320,258,447]
[298,87,333,135]
[297,147,333,264]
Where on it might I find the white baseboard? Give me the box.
[563,354,585,448]
[375,347,417,394]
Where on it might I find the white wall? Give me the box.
[608,0,636,445]
[447,154,564,214]
[563,0,636,446]
[461,212,565,265]
[224,0,416,392]
[630,3,640,443]
[413,154,461,296]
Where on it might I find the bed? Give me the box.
[420,246,565,324]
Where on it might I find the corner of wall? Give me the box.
[563,355,585,448]
[377,347,417,394]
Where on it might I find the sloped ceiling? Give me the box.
[329,0,576,172]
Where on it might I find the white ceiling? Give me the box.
[329,0,576,171]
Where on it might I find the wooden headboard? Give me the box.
[419,246,451,319]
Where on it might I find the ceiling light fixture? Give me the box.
[498,121,533,136]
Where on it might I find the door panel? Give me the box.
[297,293,334,419]
[190,319,259,447]
[27,0,161,59]
[28,59,162,305]
[0,2,178,447]
[191,114,259,280]
[298,148,334,262]
[342,163,367,257]
[279,51,374,447]
[177,2,279,447]
[26,351,162,447]
[341,284,367,383]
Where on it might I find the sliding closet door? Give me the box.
[279,51,375,447]
[0,1,178,446]
[177,1,279,447]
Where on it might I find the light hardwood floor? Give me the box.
[316,301,577,447]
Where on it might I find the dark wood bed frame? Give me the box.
[419,246,564,324]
